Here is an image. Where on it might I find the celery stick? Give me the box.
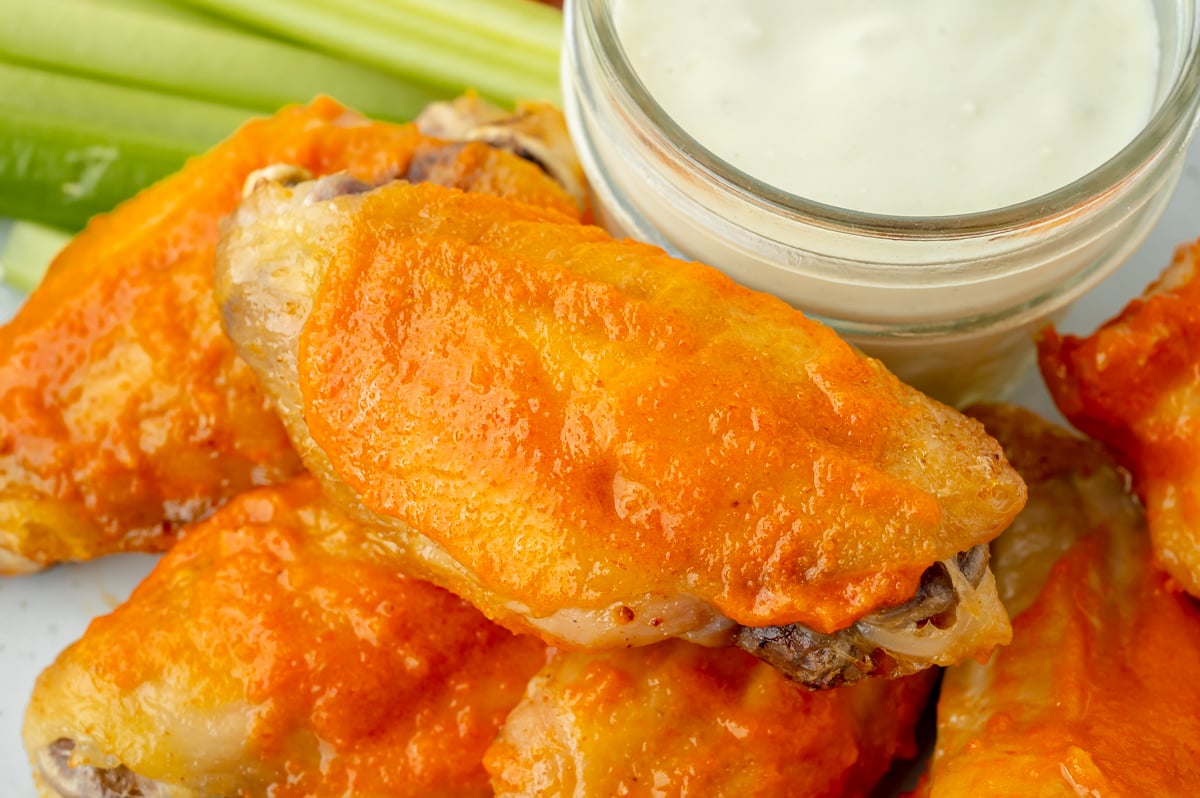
[1,0,442,121]
[175,0,561,104]
[375,0,562,56]
[0,221,72,293]
[0,62,250,149]
[330,0,560,72]
[0,62,251,230]
[82,0,229,28]
[0,112,211,231]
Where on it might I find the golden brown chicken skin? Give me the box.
[486,640,935,798]
[415,93,589,210]
[217,174,1024,686]
[23,475,548,798]
[1039,237,1200,598]
[917,404,1200,797]
[0,96,581,575]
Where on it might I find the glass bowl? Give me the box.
[562,0,1200,406]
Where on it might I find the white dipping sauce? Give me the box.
[613,0,1160,216]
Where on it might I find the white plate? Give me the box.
[1,140,1199,794]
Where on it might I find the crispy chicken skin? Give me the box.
[1039,237,1200,597]
[217,174,1023,682]
[23,476,548,798]
[415,93,589,211]
[485,640,936,798]
[0,96,580,575]
[917,405,1200,797]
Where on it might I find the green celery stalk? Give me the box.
[0,61,251,143]
[329,0,558,77]
[83,0,230,27]
[0,221,72,293]
[175,0,562,105]
[1,0,443,121]
[0,62,252,230]
[375,0,562,57]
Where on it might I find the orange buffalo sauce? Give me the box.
[27,476,547,797]
[923,530,1200,796]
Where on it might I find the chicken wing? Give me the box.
[486,640,935,798]
[216,173,1025,686]
[23,476,548,798]
[917,404,1200,796]
[0,96,581,574]
[1039,237,1200,597]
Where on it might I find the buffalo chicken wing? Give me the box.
[216,174,1025,686]
[918,404,1200,796]
[0,97,580,574]
[23,476,547,798]
[487,640,935,798]
[1039,237,1200,597]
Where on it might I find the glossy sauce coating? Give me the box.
[1039,238,1200,597]
[295,181,1025,634]
[919,405,1200,796]
[23,476,548,797]
[486,639,934,797]
[0,96,579,573]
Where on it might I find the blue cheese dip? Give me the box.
[613,0,1159,216]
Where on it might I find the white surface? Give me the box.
[0,137,1198,794]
